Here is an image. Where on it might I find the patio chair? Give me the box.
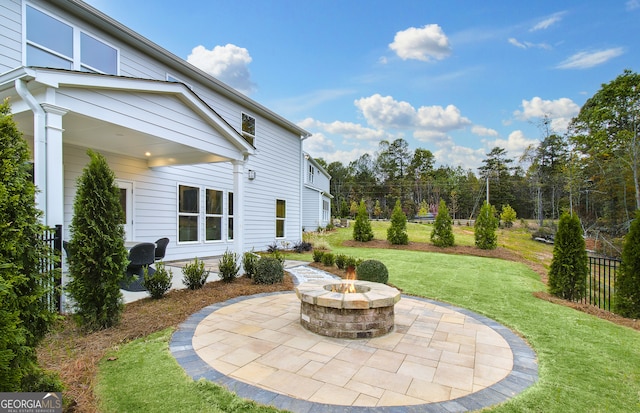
[120,242,156,291]
[154,237,170,261]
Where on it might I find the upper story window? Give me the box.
[25,5,118,75]
[241,113,256,146]
[308,164,315,184]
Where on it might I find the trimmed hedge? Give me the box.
[356,259,389,284]
[254,257,284,285]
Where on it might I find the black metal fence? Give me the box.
[581,256,621,312]
[40,225,62,312]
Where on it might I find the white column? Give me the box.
[41,103,67,229]
[232,160,245,268]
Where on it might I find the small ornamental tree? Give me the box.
[387,199,408,245]
[615,210,640,318]
[548,211,588,301]
[500,204,517,228]
[431,199,454,247]
[0,100,58,391]
[474,201,498,250]
[353,200,373,242]
[66,150,129,331]
[349,200,358,218]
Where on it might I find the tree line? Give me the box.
[317,70,640,236]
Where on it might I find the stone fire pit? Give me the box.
[295,279,401,339]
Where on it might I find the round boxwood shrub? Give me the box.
[254,257,284,285]
[356,259,389,284]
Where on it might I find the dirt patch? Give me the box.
[37,275,293,412]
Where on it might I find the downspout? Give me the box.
[15,78,47,221]
[299,137,308,238]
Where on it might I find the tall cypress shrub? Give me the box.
[548,211,588,301]
[353,200,373,242]
[387,199,408,245]
[431,199,455,247]
[474,201,498,249]
[615,210,640,318]
[0,100,57,390]
[66,150,128,330]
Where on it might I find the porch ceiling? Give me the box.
[14,111,231,166]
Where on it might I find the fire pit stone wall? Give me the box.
[295,280,401,339]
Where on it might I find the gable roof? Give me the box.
[57,0,311,139]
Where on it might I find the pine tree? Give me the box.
[548,211,588,301]
[353,200,374,242]
[431,199,455,247]
[615,210,640,317]
[66,150,129,330]
[387,199,408,245]
[474,201,498,249]
[0,100,57,390]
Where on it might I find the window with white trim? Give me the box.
[205,189,223,241]
[178,185,199,242]
[26,5,118,74]
[241,113,256,146]
[227,192,234,240]
[323,199,330,222]
[308,164,315,183]
[276,199,286,238]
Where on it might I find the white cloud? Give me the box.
[389,24,451,62]
[354,94,416,129]
[627,0,640,10]
[354,94,471,138]
[508,38,551,50]
[514,96,580,132]
[302,131,373,164]
[434,144,486,170]
[484,130,538,159]
[302,118,387,142]
[556,47,624,69]
[187,44,255,95]
[472,125,499,137]
[530,12,566,31]
[508,38,527,49]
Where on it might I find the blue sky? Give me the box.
[86,0,640,171]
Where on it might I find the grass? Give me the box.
[93,223,640,412]
[96,329,282,413]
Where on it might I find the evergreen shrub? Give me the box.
[474,201,498,250]
[182,258,210,290]
[431,199,455,247]
[218,250,240,283]
[321,252,335,267]
[312,250,325,263]
[0,99,60,390]
[243,250,259,279]
[66,149,128,331]
[387,199,409,245]
[254,257,284,284]
[548,212,588,301]
[335,254,347,270]
[356,259,389,284]
[615,210,640,318]
[353,200,374,242]
[143,262,173,299]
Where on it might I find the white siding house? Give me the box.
[0,0,311,264]
[302,152,332,231]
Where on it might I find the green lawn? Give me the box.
[96,225,640,412]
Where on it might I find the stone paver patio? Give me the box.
[170,265,538,412]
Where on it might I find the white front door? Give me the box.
[116,180,133,241]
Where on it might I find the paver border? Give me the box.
[170,291,538,413]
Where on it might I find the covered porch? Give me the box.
[0,67,255,265]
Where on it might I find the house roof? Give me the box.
[57,0,311,139]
